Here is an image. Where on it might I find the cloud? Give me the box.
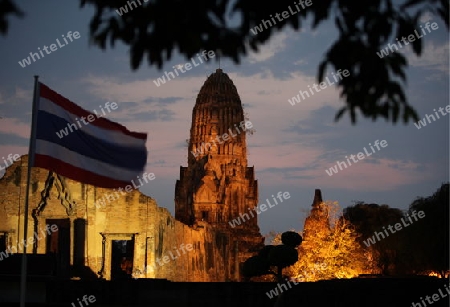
[128,109,176,122]
[80,75,204,125]
[284,105,339,135]
[0,132,28,145]
[0,118,30,139]
[149,97,184,105]
[0,86,33,117]
[248,32,289,63]
[406,41,449,74]
[419,12,434,23]
[258,157,430,192]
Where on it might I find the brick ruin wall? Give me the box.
[0,156,235,281]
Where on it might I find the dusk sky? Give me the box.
[0,0,448,237]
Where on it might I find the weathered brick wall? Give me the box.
[0,155,234,281]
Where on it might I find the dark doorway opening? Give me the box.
[73,218,86,268]
[0,233,6,251]
[111,239,134,280]
[46,218,70,277]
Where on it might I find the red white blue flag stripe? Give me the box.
[32,82,148,188]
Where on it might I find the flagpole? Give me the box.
[19,75,40,307]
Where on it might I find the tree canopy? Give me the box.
[344,184,449,277]
[290,201,371,281]
[343,202,406,274]
[404,183,449,277]
[1,0,448,124]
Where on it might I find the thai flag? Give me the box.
[32,82,148,189]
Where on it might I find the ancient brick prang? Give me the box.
[175,69,264,278]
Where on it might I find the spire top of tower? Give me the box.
[312,189,323,207]
[195,68,240,106]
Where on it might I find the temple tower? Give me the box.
[175,69,264,273]
[302,189,331,240]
